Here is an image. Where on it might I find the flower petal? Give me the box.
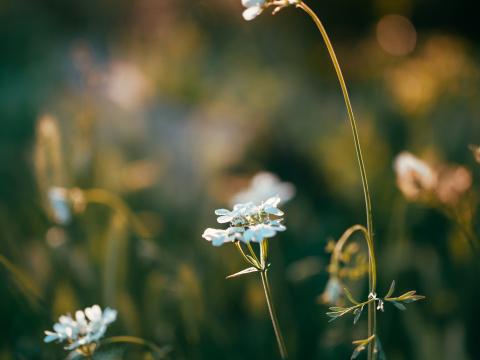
[242,6,263,21]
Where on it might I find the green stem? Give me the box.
[298,2,377,358]
[260,270,288,359]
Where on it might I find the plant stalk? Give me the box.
[260,270,288,359]
[298,2,377,358]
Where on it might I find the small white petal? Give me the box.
[217,215,233,224]
[264,206,284,216]
[214,209,230,216]
[243,6,263,21]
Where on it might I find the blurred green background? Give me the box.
[1,0,479,359]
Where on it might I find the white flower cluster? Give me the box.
[241,0,299,21]
[44,305,117,351]
[230,171,295,206]
[202,196,286,246]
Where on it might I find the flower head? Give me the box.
[231,172,295,206]
[202,195,286,246]
[241,0,299,21]
[393,152,437,200]
[44,305,117,353]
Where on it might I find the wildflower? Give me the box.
[44,305,117,354]
[202,195,286,245]
[435,165,472,205]
[393,152,437,200]
[241,0,299,21]
[231,172,295,206]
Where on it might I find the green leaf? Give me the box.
[353,305,364,325]
[344,287,360,305]
[351,345,366,360]
[375,337,386,360]
[226,267,259,279]
[391,301,406,311]
[385,280,395,298]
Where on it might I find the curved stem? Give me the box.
[260,270,288,359]
[101,336,168,356]
[83,188,151,239]
[330,225,375,278]
[297,2,377,358]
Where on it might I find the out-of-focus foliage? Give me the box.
[1,0,479,359]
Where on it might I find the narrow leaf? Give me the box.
[375,337,386,360]
[226,267,259,279]
[353,305,364,325]
[391,301,406,311]
[385,280,395,298]
[351,345,366,360]
[344,287,360,305]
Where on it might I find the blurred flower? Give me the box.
[103,61,150,110]
[393,152,437,200]
[319,277,343,305]
[48,187,72,225]
[44,305,117,354]
[435,166,472,205]
[230,172,295,206]
[47,187,86,225]
[202,196,286,246]
[469,145,480,163]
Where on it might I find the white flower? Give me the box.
[231,172,295,206]
[393,152,437,200]
[48,187,72,225]
[241,0,265,21]
[44,305,117,352]
[203,196,286,246]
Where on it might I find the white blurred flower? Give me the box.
[319,277,343,305]
[393,152,437,200]
[203,196,286,246]
[44,305,117,352]
[48,187,72,225]
[231,172,295,206]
